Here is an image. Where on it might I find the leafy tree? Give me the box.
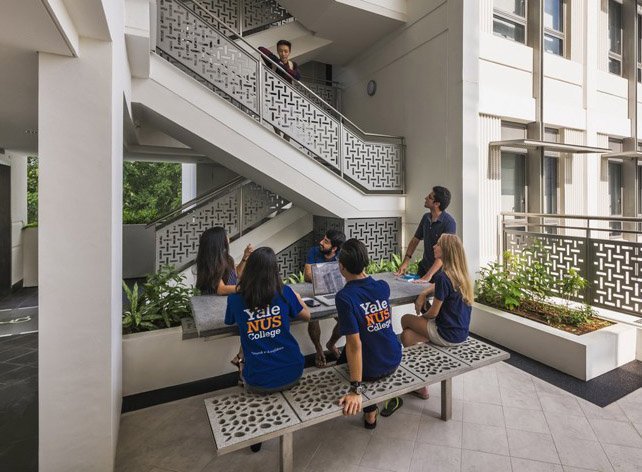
[27,156,38,225]
[123,162,182,224]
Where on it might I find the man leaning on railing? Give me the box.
[258,40,301,142]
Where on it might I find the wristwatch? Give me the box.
[349,381,365,395]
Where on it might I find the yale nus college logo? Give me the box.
[245,305,283,340]
[361,299,391,333]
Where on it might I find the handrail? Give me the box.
[299,75,342,87]
[186,0,403,141]
[146,176,248,228]
[501,211,642,223]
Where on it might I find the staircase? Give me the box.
[133,0,405,219]
[151,176,305,271]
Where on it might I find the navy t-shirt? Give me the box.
[336,277,402,379]
[433,271,471,343]
[225,285,304,389]
[306,246,337,265]
[414,211,456,270]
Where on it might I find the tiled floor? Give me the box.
[116,362,642,472]
[0,332,38,471]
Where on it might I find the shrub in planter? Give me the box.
[475,243,610,335]
[122,266,198,334]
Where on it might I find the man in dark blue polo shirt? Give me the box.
[304,229,346,367]
[396,186,456,283]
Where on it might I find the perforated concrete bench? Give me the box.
[204,337,509,472]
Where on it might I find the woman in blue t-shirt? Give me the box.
[196,226,253,372]
[225,247,310,393]
[399,233,473,399]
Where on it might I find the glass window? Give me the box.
[544,0,565,56]
[501,153,527,213]
[608,0,623,76]
[543,156,558,214]
[493,0,527,44]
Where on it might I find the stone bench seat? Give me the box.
[204,337,509,471]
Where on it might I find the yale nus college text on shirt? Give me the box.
[362,299,392,333]
[244,305,283,340]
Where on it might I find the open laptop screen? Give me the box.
[311,262,346,296]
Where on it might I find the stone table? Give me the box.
[188,272,426,338]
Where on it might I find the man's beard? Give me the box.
[319,245,332,255]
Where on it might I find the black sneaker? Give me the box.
[250,442,262,453]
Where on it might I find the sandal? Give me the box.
[410,387,430,400]
[364,407,378,430]
[380,397,403,417]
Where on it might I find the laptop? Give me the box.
[311,261,346,306]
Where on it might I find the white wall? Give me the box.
[0,151,28,286]
[38,1,129,468]
[337,0,479,268]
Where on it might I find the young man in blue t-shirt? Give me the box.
[336,239,402,429]
[304,229,346,367]
[395,186,456,285]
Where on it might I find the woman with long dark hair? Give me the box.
[225,247,310,393]
[195,226,252,296]
[196,226,253,371]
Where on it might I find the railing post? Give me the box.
[238,184,245,237]
[238,0,244,36]
[584,216,593,305]
[257,62,263,121]
[498,213,504,264]
[339,117,344,179]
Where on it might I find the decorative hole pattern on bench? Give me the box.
[333,364,424,401]
[204,388,299,448]
[432,338,506,367]
[401,343,466,381]
[283,368,350,420]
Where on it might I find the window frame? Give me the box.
[493,0,528,44]
[543,0,567,57]
[608,0,623,76]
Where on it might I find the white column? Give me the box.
[479,0,493,34]
[38,37,123,471]
[478,114,502,266]
[181,162,197,203]
[8,151,28,285]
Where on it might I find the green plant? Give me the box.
[365,253,419,275]
[476,242,599,330]
[122,266,198,334]
[284,271,305,284]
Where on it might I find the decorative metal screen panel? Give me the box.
[401,343,466,381]
[590,239,642,315]
[263,70,340,166]
[342,128,403,191]
[158,0,259,111]
[283,368,349,420]
[204,388,299,448]
[156,192,239,269]
[156,180,288,270]
[346,218,401,262]
[241,182,289,230]
[504,229,642,316]
[313,216,345,244]
[156,0,405,193]
[299,81,339,111]
[276,232,314,279]
[242,0,290,32]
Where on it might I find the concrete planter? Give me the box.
[470,302,637,381]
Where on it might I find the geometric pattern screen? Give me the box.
[505,230,642,317]
[157,0,404,193]
[156,181,289,270]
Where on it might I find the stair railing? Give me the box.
[151,177,290,271]
[191,0,292,37]
[156,0,405,193]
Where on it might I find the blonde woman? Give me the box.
[381,234,473,415]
